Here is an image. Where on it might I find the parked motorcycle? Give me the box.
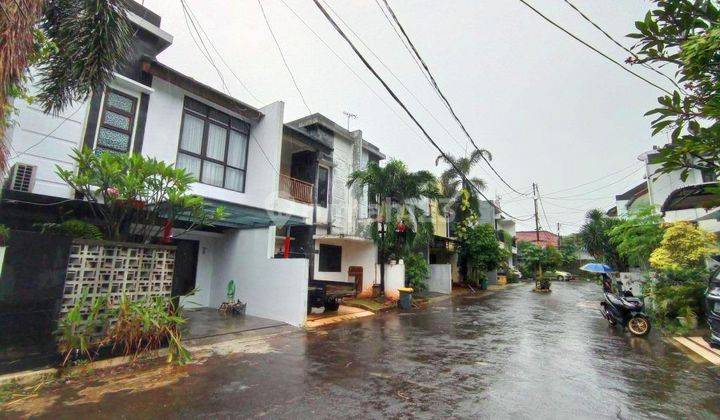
[600,279,651,337]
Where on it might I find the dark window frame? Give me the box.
[318,244,342,272]
[317,166,329,208]
[96,89,138,154]
[177,97,251,192]
[701,168,718,183]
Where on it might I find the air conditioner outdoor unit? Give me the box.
[7,163,36,193]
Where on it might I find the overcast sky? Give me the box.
[143,0,669,233]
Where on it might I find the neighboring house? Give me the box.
[285,114,385,297]
[516,230,560,248]
[497,218,517,269]
[639,149,720,234]
[614,182,650,217]
[477,200,518,283]
[1,2,314,326]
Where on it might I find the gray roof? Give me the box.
[287,113,385,159]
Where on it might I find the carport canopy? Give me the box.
[192,199,307,230]
[661,182,720,212]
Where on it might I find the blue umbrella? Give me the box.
[580,263,615,273]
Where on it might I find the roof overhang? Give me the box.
[141,58,263,122]
[200,199,307,229]
[697,207,720,221]
[661,182,720,212]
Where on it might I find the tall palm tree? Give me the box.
[579,209,628,271]
[435,148,491,218]
[347,159,439,211]
[1,0,131,172]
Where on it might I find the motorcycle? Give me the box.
[600,279,651,337]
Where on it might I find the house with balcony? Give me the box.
[283,114,385,297]
[0,1,312,326]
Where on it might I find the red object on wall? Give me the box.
[283,235,291,258]
[162,220,173,244]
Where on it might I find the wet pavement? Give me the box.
[4,281,720,419]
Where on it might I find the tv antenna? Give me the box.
[343,111,357,130]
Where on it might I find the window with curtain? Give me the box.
[95,89,137,154]
[176,97,250,192]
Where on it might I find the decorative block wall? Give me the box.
[61,240,176,314]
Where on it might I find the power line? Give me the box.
[562,0,681,91]
[312,0,524,221]
[543,162,643,195]
[317,0,467,156]
[516,0,673,95]
[544,167,644,199]
[256,0,312,114]
[181,1,262,103]
[275,0,437,157]
[380,0,528,196]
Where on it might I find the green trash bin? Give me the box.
[398,287,413,310]
[480,279,489,290]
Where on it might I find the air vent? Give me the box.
[9,163,36,192]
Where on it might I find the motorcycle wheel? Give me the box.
[627,315,651,336]
[600,304,616,326]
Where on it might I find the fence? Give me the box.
[279,174,314,204]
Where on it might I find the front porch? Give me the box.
[182,308,289,341]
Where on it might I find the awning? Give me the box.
[661,182,720,212]
[199,199,308,230]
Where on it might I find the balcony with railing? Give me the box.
[279,174,313,204]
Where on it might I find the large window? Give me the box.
[701,168,718,183]
[176,97,250,192]
[95,89,137,154]
[317,166,329,208]
[319,244,342,272]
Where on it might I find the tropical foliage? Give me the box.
[1,0,131,172]
[0,224,9,246]
[38,219,103,239]
[518,242,562,276]
[579,209,627,271]
[404,252,430,292]
[56,291,191,367]
[56,148,224,244]
[456,198,507,276]
[609,206,665,269]
[435,149,489,218]
[628,0,719,179]
[649,221,717,270]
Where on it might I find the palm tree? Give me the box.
[579,209,628,271]
[1,0,131,172]
[347,159,439,212]
[435,149,491,219]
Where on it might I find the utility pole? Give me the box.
[532,183,540,245]
[343,111,357,130]
[557,222,561,248]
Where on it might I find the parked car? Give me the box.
[546,270,572,281]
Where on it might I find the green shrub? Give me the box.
[56,289,109,366]
[404,252,429,292]
[38,219,102,239]
[647,268,708,328]
[0,224,9,245]
[507,271,520,283]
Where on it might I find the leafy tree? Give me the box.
[57,148,224,243]
[1,0,131,172]
[404,252,430,291]
[559,235,581,268]
[628,1,719,179]
[579,209,628,271]
[457,219,507,274]
[435,149,489,218]
[609,206,665,269]
[518,242,562,275]
[649,221,718,270]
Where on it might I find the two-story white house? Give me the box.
[609,149,719,235]
[1,1,314,326]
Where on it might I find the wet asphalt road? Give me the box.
[8,281,720,419]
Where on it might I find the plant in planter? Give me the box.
[56,148,225,244]
[56,289,110,366]
[0,224,9,246]
[404,252,430,292]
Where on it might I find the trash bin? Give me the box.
[398,287,413,310]
[480,279,489,290]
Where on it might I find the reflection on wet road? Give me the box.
[8,282,720,419]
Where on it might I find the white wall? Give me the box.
[211,227,308,326]
[384,262,405,300]
[177,232,220,309]
[6,97,89,198]
[330,134,354,234]
[314,238,377,295]
[428,264,452,294]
